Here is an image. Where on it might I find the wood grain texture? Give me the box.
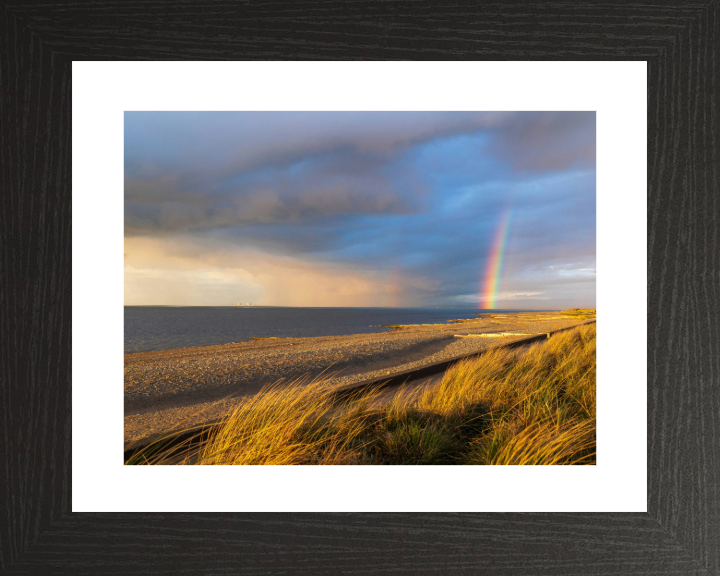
[1,1,718,574]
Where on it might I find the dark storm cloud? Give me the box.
[125,112,508,178]
[124,112,594,234]
[494,111,595,172]
[125,111,596,307]
[124,144,427,235]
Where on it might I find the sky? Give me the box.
[124,111,595,309]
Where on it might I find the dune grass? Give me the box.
[127,323,596,466]
[560,308,596,320]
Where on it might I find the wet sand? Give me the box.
[124,312,592,450]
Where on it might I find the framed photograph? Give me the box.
[3,3,718,574]
[120,109,600,470]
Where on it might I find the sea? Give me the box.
[124,306,540,354]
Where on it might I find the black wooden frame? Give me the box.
[2,2,718,574]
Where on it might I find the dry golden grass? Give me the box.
[483,418,596,465]
[195,377,377,465]
[413,322,596,465]
[559,308,596,320]
[127,324,596,466]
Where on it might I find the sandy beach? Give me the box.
[124,312,593,450]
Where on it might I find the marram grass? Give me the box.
[128,323,596,465]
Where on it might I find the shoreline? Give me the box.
[123,307,495,355]
[124,312,594,450]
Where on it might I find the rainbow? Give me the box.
[480,210,512,309]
